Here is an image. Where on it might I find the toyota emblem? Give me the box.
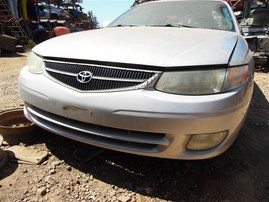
[76,71,93,84]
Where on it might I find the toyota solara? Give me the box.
[19,0,254,159]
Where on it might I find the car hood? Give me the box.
[34,27,238,67]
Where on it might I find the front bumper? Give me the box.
[19,67,253,159]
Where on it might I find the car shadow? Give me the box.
[45,81,269,202]
[0,151,18,181]
[0,127,46,181]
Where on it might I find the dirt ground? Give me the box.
[0,53,268,202]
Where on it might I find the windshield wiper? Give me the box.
[165,23,196,28]
[112,23,196,28]
[112,24,141,27]
[149,23,196,28]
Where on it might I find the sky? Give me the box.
[81,0,134,27]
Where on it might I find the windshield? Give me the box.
[109,1,235,31]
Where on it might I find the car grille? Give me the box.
[44,60,161,92]
[25,105,170,154]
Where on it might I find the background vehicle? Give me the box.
[38,4,70,19]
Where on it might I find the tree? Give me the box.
[88,11,99,29]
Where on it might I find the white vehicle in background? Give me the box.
[19,0,254,159]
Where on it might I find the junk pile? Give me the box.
[0,108,47,169]
[0,0,98,54]
[0,0,30,53]
[231,0,269,72]
[240,1,269,72]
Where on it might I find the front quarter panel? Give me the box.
[229,35,253,66]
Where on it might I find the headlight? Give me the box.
[27,51,43,74]
[155,65,251,95]
[155,69,226,95]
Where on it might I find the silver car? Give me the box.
[19,0,254,159]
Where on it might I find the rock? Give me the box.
[7,146,48,165]
[19,143,27,147]
[89,175,94,181]
[23,190,28,195]
[49,169,56,175]
[110,190,116,196]
[66,166,72,171]
[44,176,52,183]
[37,187,47,196]
[42,160,48,165]
[51,160,62,168]
[21,168,28,174]
[46,184,52,189]
[117,196,131,202]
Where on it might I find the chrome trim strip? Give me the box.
[44,59,161,73]
[45,67,146,83]
[45,67,77,76]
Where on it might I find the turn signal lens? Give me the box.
[222,65,251,92]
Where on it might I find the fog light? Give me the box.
[186,131,228,151]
